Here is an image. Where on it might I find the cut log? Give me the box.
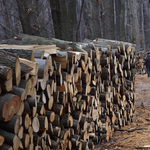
[26,97,37,107]
[0,135,4,146]
[33,50,44,59]
[0,115,20,134]
[52,104,63,116]
[20,62,33,77]
[0,143,13,150]
[35,58,48,79]
[22,114,31,130]
[0,101,13,122]
[32,117,39,133]
[0,65,12,80]
[0,77,12,92]
[10,85,27,101]
[0,52,21,86]
[0,93,21,120]
[46,110,55,123]
[18,126,24,139]
[19,33,87,53]
[19,58,39,76]
[23,102,31,115]
[38,116,48,131]
[0,128,20,150]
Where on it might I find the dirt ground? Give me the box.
[95,74,150,150]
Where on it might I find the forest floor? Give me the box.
[95,74,150,150]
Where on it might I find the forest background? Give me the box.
[0,0,150,50]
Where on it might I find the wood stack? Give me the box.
[0,41,136,150]
[135,51,146,74]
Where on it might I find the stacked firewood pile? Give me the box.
[134,50,150,75]
[0,41,135,150]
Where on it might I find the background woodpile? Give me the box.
[0,40,136,150]
[135,51,146,75]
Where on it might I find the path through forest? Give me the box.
[96,75,150,150]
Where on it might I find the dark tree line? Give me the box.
[0,0,150,50]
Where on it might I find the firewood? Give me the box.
[21,133,30,148]
[32,117,39,133]
[35,58,48,79]
[33,50,44,59]
[18,126,24,139]
[0,52,21,86]
[11,85,27,101]
[0,135,4,146]
[0,65,12,80]
[0,115,20,134]
[38,116,48,131]
[0,128,20,150]
[0,143,13,150]
[0,93,21,121]
[22,114,31,130]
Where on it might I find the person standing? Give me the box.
[144,53,150,77]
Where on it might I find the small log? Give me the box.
[46,110,55,123]
[22,114,31,130]
[0,128,20,150]
[0,65,12,80]
[10,85,27,101]
[18,126,24,139]
[47,123,53,135]
[0,49,35,61]
[19,58,39,76]
[35,58,48,79]
[0,52,21,86]
[33,50,44,59]
[21,133,30,148]
[23,102,31,115]
[0,77,12,92]
[0,93,21,119]
[51,139,58,148]
[32,117,40,133]
[38,116,48,131]
[0,135,4,146]
[52,104,63,116]
[45,134,51,147]
[37,102,45,115]
[26,97,37,107]
[60,129,69,140]
[53,126,61,137]
[52,114,60,126]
